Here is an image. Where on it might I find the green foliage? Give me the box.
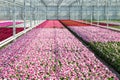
[107,77,114,80]
[58,60,62,68]
[90,42,120,73]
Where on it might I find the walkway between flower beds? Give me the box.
[0,20,119,79]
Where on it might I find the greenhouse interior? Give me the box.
[0,0,120,79]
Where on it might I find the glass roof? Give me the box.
[0,0,119,8]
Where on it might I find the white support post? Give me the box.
[37,2,39,24]
[85,1,88,23]
[68,5,71,20]
[81,0,83,20]
[38,1,40,23]
[33,10,35,26]
[97,0,100,25]
[69,6,70,20]
[76,0,80,20]
[13,0,16,39]
[106,0,109,27]
[37,6,39,24]
[86,3,87,22]
[30,0,32,28]
[116,0,118,21]
[93,5,95,21]
[57,6,59,20]
[82,0,86,21]
[36,3,37,23]
[90,1,93,25]
[33,0,35,25]
[46,6,47,20]
[109,0,112,22]
[24,0,26,30]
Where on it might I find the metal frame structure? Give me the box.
[0,0,119,20]
[0,0,119,37]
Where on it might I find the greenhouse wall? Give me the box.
[0,6,120,20]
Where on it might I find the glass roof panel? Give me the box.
[0,0,119,8]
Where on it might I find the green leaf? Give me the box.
[107,77,114,80]
[60,77,64,80]
[26,64,29,69]
[52,65,56,72]
[58,60,62,67]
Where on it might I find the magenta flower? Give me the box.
[0,21,119,79]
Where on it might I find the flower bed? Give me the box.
[66,25,120,73]
[90,42,120,73]
[36,20,64,28]
[0,27,119,79]
[93,22,119,26]
[60,20,91,26]
[0,28,24,41]
[69,26,120,42]
[0,22,23,27]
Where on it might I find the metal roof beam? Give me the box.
[40,0,47,7]
[68,1,77,6]
[1,0,23,7]
[57,0,64,7]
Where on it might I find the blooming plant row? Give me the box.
[60,20,91,26]
[68,26,120,42]
[68,26,120,73]
[60,20,120,74]
[0,25,119,79]
[90,42,120,73]
[93,22,119,27]
[0,28,24,41]
[36,20,64,28]
[0,22,23,27]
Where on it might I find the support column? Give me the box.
[81,0,83,20]
[46,6,47,20]
[13,0,16,38]
[97,0,100,25]
[57,6,59,20]
[24,0,26,30]
[69,6,70,20]
[91,1,93,25]
[30,0,32,28]
[106,0,109,27]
